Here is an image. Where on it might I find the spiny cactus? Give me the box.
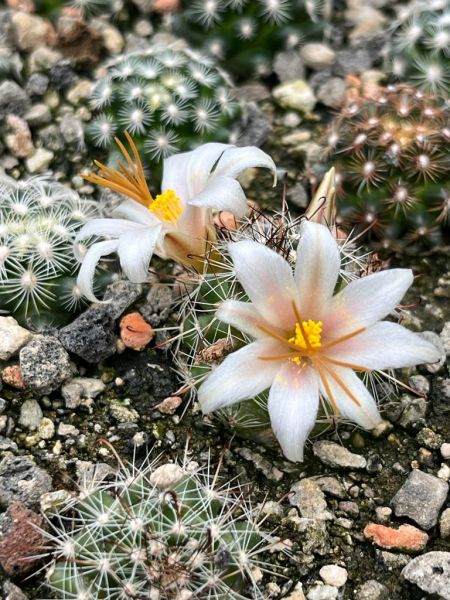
[0,175,108,327]
[87,42,240,165]
[44,453,280,600]
[324,84,450,250]
[170,0,328,78]
[387,0,450,94]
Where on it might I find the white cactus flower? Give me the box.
[75,133,276,301]
[198,221,440,462]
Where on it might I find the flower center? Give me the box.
[289,320,322,364]
[149,189,183,224]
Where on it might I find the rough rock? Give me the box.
[11,11,54,50]
[313,440,367,469]
[391,469,448,530]
[25,147,54,173]
[0,80,30,118]
[402,552,450,600]
[317,77,347,109]
[398,394,427,428]
[334,48,373,75]
[0,317,32,360]
[150,463,184,489]
[59,280,142,363]
[354,580,389,600]
[1,365,26,389]
[363,523,429,553]
[0,501,46,576]
[440,508,450,539]
[3,580,29,600]
[300,43,336,70]
[236,104,273,148]
[272,80,316,113]
[0,455,52,508]
[20,335,72,394]
[306,584,338,600]
[61,377,106,409]
[273,49,305,82]
[5,114,33,158]
[120,312,154,350]
[18,399,43,431]
[289,478,332,520]
[319,565,347,587]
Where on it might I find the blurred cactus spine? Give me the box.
[0,176,106,327]
[45,454,275,599]
[87,42,241,164]
[170,0,328,77]
[324,84,450,250]
[387,0,450,94]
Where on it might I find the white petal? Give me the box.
[268,363,319,462]
[217,300,268,339]
[117,225,162,283]
[228,240,296,331]
[76,240,119,303]
[323,269,414,339]
[213,145,277,183]
[75,219,144,242]
[324,321,441,370]
[198,339,284,414]
[319,365,381,429]
[112,199,159,226]
[163,143,232,200]
[294,221,341,320]
[188,176,248,217]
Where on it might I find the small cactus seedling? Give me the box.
[87,42,240,164]
[170,0,327,78]
[325,84,450,250]
[0,175,108,327]
[43,453,281,599]
[387,0,450,95]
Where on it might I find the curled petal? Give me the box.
[295,221,341,320]
[323,269,414,339]
[188,176,248,217]
[228,240,296,330]
[117,225,162,283]
[213,145,277,184]
[318,364,381,430]
[325,321,441,370]
[268,363,319,462]
[76,240,119,303]
[198,339,284,414]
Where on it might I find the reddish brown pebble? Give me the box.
[0,502,47,576]
[156,396,182,415]
[1,365,26,389]
[152,0,180,13]
[119,312,154,351]
[363,523,429,553]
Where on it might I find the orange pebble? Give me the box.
[152,0,179,13]
[1,365,27,389]
[364,523,428,553]
[119,312,154,351]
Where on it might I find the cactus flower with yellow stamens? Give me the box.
[75,132,276,301]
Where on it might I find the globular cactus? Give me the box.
[87,42,240,164]
[0,175,107,327]
[170,0,328,78]
[324,84,450,250]
[44,454,277,600]
[387,0,450,94]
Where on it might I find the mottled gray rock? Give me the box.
[0,80,30,119]
[306,584,338,600]
[61,377,105,409]
[290,478,332,520]
[25,73,49,96]
[18,399,43,431]
[398,394,427,428]
[440,321,450,355]
[402,552,450,600]
[24,103,52,126]
[236,104,273,148]
[3,580,29,600]
[391,470,449,530]
[60,114,84,146]
[0,455,52,508]
[20,335,72,394]
[313,440,367,469]
[334,48,372,75]
[440,508,450,539]
[354,580,389,600]
[273,49,305,82]
[0,317,32,360]
[317,77,346,109]
[59,281,142,363]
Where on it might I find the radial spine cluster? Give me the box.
[170,0,327,77]
[45,456,273,600]
[0,175,102,326]
[87,42,240,163]
[325,84,450,249]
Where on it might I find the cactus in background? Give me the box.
[170,0,328,78]
[387,0,450,94]
[324,84,450,250]
[0,176,108,327]
[45,454,278,599]
[87,42,241,164]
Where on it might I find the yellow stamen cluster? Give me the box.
[289,320,322,364]
[149,189,183,224]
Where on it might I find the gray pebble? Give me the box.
[25,73,49,97]
[391,469,449,530]
[402,552,450,600]
[0,80,30,119]
[313,440,367,469]
[273,49,305,82]
[18,399,43,431]
[20,335,72,394]
[0,455,52,508]
[354,580,389,600]
[334,48,373,75]
[317,77,346,109]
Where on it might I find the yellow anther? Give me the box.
[149,189,183,224]
[289,320,323,364]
